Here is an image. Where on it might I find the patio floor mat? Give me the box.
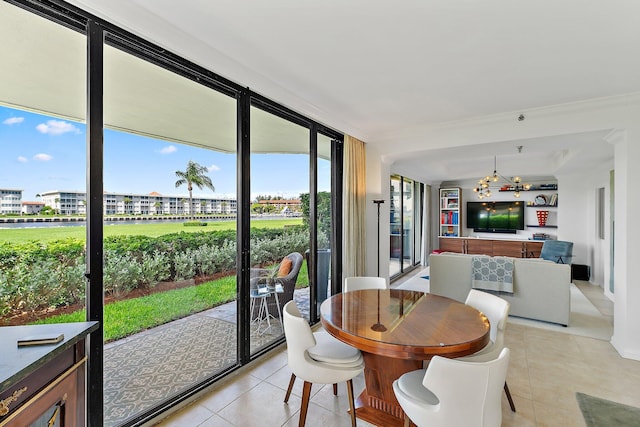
[102,290,311,426]
[103,314,279,426]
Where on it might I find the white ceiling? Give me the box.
[46,1,640,179]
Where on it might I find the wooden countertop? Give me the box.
[0,322,98,392]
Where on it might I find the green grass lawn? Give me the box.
[33,260,309,342]
[34,276,238,342]
[0,218,302,243]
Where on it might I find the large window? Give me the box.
[1,1,344,425]
[249,105,309,354]
[389,175,424,278]
[101,42,239,426]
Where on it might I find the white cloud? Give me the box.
[208,164,220,172]
[3,117,24,125]
[36,120,79,136]
[33,153,53,161]
[160,145,177,154]
[17,156,28,163]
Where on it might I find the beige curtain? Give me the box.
[343,135,367,278]
[421,184,432,265]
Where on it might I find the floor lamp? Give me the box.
[373,199,384,277]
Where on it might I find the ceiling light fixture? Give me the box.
[472,154,531,199]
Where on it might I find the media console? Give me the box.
[438,237,544,258]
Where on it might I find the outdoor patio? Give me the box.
[102,288,310,426]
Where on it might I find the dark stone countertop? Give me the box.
[0,322,98,392]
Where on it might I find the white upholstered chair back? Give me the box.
[343,276,388,293]
[394,348,510,427]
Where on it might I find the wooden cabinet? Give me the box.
[466,239,494,255]
[524,241,544,258]
[492,240,524,257]
[438,238,544,258]
[439,237,465,253]
[439,188,462,237]
[0,322,98,427]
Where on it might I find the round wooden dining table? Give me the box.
[320,289,490,427]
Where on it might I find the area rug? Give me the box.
[103,315,238,426]
[577,392,640,426]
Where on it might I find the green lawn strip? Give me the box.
[33,276,237,342]
[32,267,310,342]
[0,218,302,243]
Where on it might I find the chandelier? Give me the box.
[473,156,531,199]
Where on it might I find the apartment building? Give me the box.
[0,189,22,215]
[38,190,237,216]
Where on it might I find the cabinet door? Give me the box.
[4,368,79,427]
[524,241,544,258]
[493,240,524,258]
[439,238,464,253]
[466,239,493,256]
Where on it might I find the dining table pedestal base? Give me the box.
[351,352,422,427]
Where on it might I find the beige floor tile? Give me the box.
[281,401,353,427]
[197,414,235,427]
[156,404,216,427]
[245,349,288,380]
[216,381,301,426]
[197,372,263,413]
[533,400,586,427]
[502,395,536,427]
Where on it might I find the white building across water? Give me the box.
[38,190,237,216]
[0,189,22,215]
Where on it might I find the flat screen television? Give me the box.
[466,201,524,233]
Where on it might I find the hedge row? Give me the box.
[0,226,310,317]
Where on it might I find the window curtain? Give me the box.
[343,135,366,279]
[421,184,432,265]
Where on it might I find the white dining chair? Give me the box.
[343,276,388,292]
[460,289,516,412]
[282,301,364,427]
[393,348,510,427]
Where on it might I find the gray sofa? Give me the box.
[429,252,571,326]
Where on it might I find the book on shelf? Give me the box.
[17,333,64,347]
[531,233,550,240]
[549,193,558,206]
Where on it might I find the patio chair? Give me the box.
[250,252,303,319]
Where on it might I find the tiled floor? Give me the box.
[153,280,640,427]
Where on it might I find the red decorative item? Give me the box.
[536,210,549,226]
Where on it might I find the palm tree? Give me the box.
[175,160,215,221]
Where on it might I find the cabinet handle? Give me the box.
[0,387,27,416]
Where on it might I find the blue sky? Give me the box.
[0,106,330,201]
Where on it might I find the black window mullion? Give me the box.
[85,18,104,427]
[309,126,318,322]
[330,139,343,295]
[237,88,251,364]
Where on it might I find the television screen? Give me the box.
[466,201,524,232]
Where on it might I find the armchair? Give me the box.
[540,240,573,264]
[250,252,303,318]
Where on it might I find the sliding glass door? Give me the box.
[389,175,424,279]
[2,1,344,425]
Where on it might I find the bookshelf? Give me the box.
[439,187,462,237]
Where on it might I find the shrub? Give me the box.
[140,251,171,288]
[183,221,207,227]
[173,250,196,281]
[103,251,143,296]
[0,225,311,318]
